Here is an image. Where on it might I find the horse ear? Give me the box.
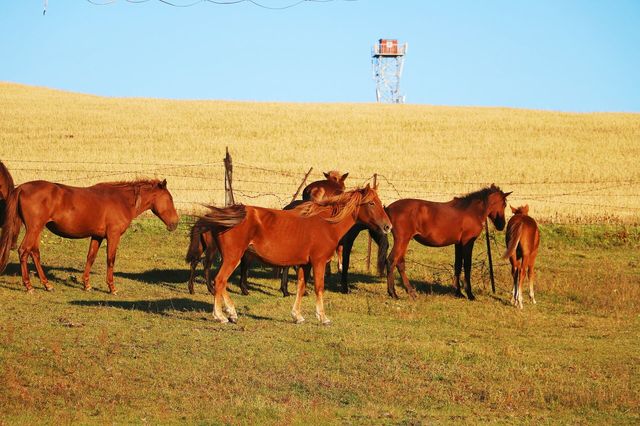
[364,183,371,191]
[159,179,167,189]
[323,172,330,179]
[504,191,513,198]
[510,205,517,213]
[340,172,349,182]
[523,204,529,215]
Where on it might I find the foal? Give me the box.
[504,205,540,308]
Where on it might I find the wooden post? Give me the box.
[291,167,313,203]
[224,147,235,206]
[485,219,496,293]
[366,173,377,272]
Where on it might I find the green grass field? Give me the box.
[1,219,638,424]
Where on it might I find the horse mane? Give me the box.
[0,161,15,194]
[453,184,503,209]
[95,179,162,189]
[299,187,374,223]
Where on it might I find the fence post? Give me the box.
[366,173,378,272]
[485,219,496,293]
[224,147,235,206]
[291,167,313,203]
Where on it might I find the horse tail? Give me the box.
[186,218,207,264]
[503,221,522,259]
[0,187,22,274]
[199,204,247,229]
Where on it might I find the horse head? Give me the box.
[486,184,511,231]
[150,179,179,231]
[356,183,392,234]
[323,170,349,190]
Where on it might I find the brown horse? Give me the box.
[504,205,540,309]
[302,170,348,201]
[0,179,179,293]
[384,184,511,300]
[0,160,15,227]
[198,185,391,324]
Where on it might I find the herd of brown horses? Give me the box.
[0,161,540,324]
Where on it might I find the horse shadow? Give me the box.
[68,297,284,323]
[69,297,211,316]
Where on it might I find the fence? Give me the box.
[3,150,639,293]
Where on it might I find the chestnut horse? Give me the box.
[504,205,540,309]
[0,160,15,227]
[198,185,391,324]
[384,184,511,300]
[0,179,179,294]
[187,171,348,297]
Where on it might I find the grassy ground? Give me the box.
[0,219,638,424]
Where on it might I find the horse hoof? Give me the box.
[241,290,249,296]
[321,318,332,326]
[110,290,118,295]
[45,286,54,292]
[228,316,238,324]
[26,288,34,294]
[214,316,229,324]
[467,294,475,301]
[83,286,92,291]
[294,317,305,324]
[409,292,417,300]
[455,291,465,298]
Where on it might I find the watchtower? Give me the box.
[372,39,408,103]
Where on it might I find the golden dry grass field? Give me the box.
[1,82,639,223]
[1,83,639,424]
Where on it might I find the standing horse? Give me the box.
[0,160,15,227]
[504,205,540,309]
[384,184,511,300]
[302,170,348,201]
[0,179,179,293]
[198,185,391,324]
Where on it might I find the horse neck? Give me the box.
[453,197,489,223]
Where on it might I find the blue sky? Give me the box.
[1,0,639,111]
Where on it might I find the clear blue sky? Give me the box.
[1,0,639,112]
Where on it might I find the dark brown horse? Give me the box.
[0,179,179,293]
[504,205,540,309]
[0,160,15,227]
[384,184,511,300]
[198,185,391,324]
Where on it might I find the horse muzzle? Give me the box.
[167,222,179,232]
[381,223,392,234]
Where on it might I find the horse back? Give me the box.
[16,180,133,237]
[302,180,343,201]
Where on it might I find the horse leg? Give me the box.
[82,237,103,291]
[336,244,343,273]
[509,256,519,306]
[188,258,198,294]
[17,226,43,293]
[453,244,464,298]
[239,254,250,295]
[212,251,243,323]
[280,266,291,297]
[291,265,307,323]
[30,239,52,291]
[339,227,359,294]
[312,261,330,325]
[105,233,122,294]
[528,252,538,304]
[386,237,410,299]
[203,245,216,295]
[397,256,417,299]
[517,255,528,309]
[462,240,476,301]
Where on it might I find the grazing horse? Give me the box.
[504,205,540,309]
[0,179,179,294]
[384,184,511,300]
[198,185,391,324]
[0,160,15,227]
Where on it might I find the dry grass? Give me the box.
[1,82,639,223]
